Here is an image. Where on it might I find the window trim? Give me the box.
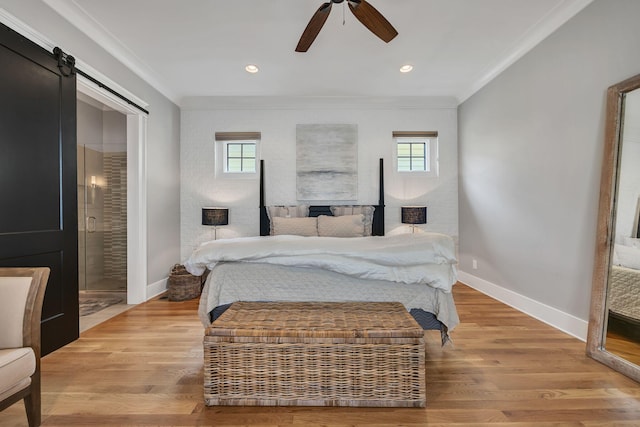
[393,131,438,177]
[214,132,260,178]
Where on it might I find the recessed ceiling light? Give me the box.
[245,64,259,74]
[400,64,413,73]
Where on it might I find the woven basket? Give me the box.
[167,264,201,301]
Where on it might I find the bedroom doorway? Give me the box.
[76,74,153,305]
[76,73,149,322]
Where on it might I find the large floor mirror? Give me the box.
[587,73,640,382]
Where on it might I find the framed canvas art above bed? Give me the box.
[296,124,358,201]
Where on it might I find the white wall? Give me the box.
[180,97,458,259]
[1,1,181,287]
[77,99,104,149]
[458,0,640,332]
[102,110,126,152]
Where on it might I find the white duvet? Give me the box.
[184,233,458,292]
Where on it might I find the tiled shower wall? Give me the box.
[103,152,127,281]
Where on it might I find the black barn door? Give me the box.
[0,23,78,355]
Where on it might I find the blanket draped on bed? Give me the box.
[197,262,460,334]
[184,233,458,292]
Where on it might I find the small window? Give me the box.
[226,142,256,173]
[397,140,427,171]
[215,132,260,176]
[393,131,438,176]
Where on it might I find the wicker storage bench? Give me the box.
[203,301,426,407]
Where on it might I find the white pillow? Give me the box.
[622,236,640,249]
[266,205,310,235]
[330,205,374,236]
[317,214,365,238]
[272,216,318,236]
[613,243,640,270]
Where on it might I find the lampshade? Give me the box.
[401,206,427,225]
[202,207,229,226]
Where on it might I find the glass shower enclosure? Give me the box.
[77,102,127,293]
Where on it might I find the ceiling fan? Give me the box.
[295,0,398,52]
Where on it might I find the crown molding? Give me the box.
[180,96,459,111]
[42,0,178,105]
[457,0,594,104]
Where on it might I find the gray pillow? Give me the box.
[330,205,374,236]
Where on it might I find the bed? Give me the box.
[185,159,460,344]
[608,242,640,341]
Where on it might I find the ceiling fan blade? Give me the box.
[348,0,398,43]
[295,2,333,52]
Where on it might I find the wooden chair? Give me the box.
[0,267,50,427]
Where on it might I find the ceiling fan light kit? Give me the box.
[295,0,398,52]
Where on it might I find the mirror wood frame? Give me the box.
[587,73,640,382]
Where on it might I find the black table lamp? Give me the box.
[401,206,427,233]
[202,207,228,240]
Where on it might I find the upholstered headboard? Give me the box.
[259,158,385,236]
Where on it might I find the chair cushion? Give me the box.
[0,377,31,402]
[0,277,31,348]
[0,348,35,397]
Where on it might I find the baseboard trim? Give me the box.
[458,271,588,341]
[147,277,168,301]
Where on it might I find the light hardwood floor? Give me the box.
[605,332,640,367]
[2,283,639,426]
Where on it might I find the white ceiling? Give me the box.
[43,0,593,106]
